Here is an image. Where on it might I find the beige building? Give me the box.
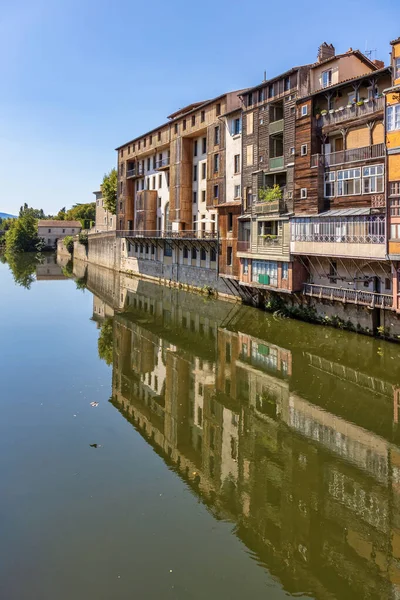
[92,189,115,233]
[38,220,82,248]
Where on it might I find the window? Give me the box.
[152,244,155,255]
[191,247,197,260]
[268,84,274,98]
[48,228,51,233]
[387,104,400,131]
[202,137,207,154]
[62,228,65,233]
[248,92,253,106]
[147,158,150,171]
[395,57,400,80]
[193,165,197,181]
[301,144,308,156]
[391,224,400,240]
[198,189,204,203]
[192,217,197,231]
[216,103,221,116]
[193,191,197,204]
[325,172,335,197]
[214,184,219,199]
[233,117,241,135]
[234,184,241,198]
[194,140,198,156]
[152,176,156,189]
[252,260,278,286]
[174,123,178,134]
[258,221,277,236]
[284,76,290,91]
[164,242,172,257]
[183,247,188,259]
[337,168,361,195]
[329,261,337,284]
[362,165,384,194]
[144,138,146,147]
[121,149,124,157]
[281,262,289,279]
[214,126,220,145]
[234,154,240,173]
[200,163,206,179]
[158,196,161,207]
[243,258,249,275]
[210,248,216,262]
[192,115,196,126]
[200,248,206,261]
[183,119,186,130]
[301,105,308,116]
[385,278,391,291]
[258,89,264,103]
[201,110,205,122]
[149,135,152,145]
[300,188,307,199]
[228,212,233,232]
[213,153,220,173]
[158,174,162,188]
[227,246,233,266]
[322,69,332,88]
[138,141,141,150]
[290,147,295,156]
[158,131,161,141]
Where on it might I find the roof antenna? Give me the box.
[263,70,267,82]
[365,40,376,61]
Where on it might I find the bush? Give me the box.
[78,232,88,246]
[63,236,74,254]
[258,184,282,203]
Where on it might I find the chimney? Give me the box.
[373,59,384,69]
[317,42,335,63]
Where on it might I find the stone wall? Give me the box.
[57,239,72,259]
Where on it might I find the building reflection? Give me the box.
[89,267,400,599]
[36,254,69,280]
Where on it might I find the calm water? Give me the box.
[1,253,400,599]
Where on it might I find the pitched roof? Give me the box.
[310,49,378,71]
[38,220,82,228]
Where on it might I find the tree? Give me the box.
[102,168,117,215]
[65,203,96,228]
[5,213,43,253]
[19,203,46,219]
[63,236,74,254]
[56,207,66,220]
[98,318,114,365]
[3,251,43,289]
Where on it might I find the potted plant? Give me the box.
[321,109,328,116]
[258,184,282,204]
[356,98,365,106]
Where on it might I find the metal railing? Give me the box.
[311,143,385,168]
[237,240,250,252]
[319,97,385,127]
[291,215,386,244]
[117,229,218,240]
[155,157,170,169]
[126,165,144,178]
[303,283,393,309]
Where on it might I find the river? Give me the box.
[1,252,400,600]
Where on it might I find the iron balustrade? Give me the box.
[117,230,218,240]
[291,215,386,244]
[303,283,393,309]
[155,157,170,169]
[126,165,144,178]
[311,143,385,168]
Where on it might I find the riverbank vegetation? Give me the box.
[102,169,117,215]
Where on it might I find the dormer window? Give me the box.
[322,69,332,88]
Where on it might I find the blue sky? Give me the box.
[1,0,399,216]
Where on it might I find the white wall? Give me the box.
[224,112,242,203]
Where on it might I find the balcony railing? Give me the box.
[303,283,393,309]
[117,230,218,240]
[126,165,144,178]
[311,143,385,168]
[319,97,385,127]
[269,119,284,135]
[155,157,170,169]
[291,215,386,244]
[269,156,284,170]
[252,199,287,215]
[237,240,250,252]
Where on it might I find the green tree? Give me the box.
[56,207,66,220]
[98,318,114,366]
[63,235,74,254]
[5,213,43,253]
[65,203,96,228]
[102,168,117,215]
[19,203,46,219]
[3,251,43,289]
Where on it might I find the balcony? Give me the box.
[269,119,284,135]
[252,199,287,215]
[311,143,385,168]
[117,229,218,241]
[303,283,393,310]
[155,157,170,170]
[269,156,284,171]
[318,97,385,128]
[126,165,144,178]
[237,240,250,252]
[291,215,386,260]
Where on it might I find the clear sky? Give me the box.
[1,0,399,216]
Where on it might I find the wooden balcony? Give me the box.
[269,119,284,135]
[319,97,384,128]
[251,199,287,215]
[311,143,385,169]
[303,283,393,310]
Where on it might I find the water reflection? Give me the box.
[85,266,400,600]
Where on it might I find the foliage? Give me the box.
[19,202,46,219]
[258,184,282,203]
[98,318,114,366]
[63,236,74,254]
[78,232,88,246]
[3,251,43,289]
[5,213,44,253]
[61,260,74,278]
[102,168,117,215]
[56,207,66,220]
[64,202,95,229]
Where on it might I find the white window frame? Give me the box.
[322,69,332,88]
[234,184,241,198]
[301,105,308,116]
[324,172,335,198]
[337,168,361,196]
[300,188,307,199]
[362,165,384,194]
[290,147,295,156]
[387,104,400,132]
[301,144,308,156]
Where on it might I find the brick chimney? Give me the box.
[373,59,385,69]
[317,42,335,63]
